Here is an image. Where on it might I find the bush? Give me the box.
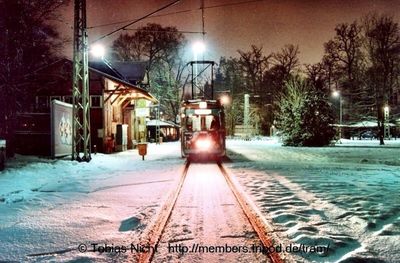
[276,78,335,146]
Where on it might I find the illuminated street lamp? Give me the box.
[220,95,230,105]
[384,105,390,139]
[332,90,342,142]
[191,41,206,94]
[192,41,206,56]
[91,44,106,58]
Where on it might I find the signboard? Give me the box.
[135,107,150,117]
[136,99,147,108]
[135,99,150,117]
[51,100,73,158]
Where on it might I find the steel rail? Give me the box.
[218,163,284,263]
[137,161,190,263]
[138,161,284,263]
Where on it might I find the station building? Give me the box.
[16,58,157,155]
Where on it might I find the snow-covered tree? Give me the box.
[276,77,335,146]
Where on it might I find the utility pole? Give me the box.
[244,94,250,138]
[72,0,91,161]
[201,0,205,39]
[156,103,161,144]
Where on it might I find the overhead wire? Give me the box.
[87,0,264,30]
[91,0,180,44]
[121,29,204,34]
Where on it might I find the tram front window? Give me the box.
[187,115,219,132]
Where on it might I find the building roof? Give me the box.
[89,60,148,85]
[147,119,180,127]
[31,58,157,102]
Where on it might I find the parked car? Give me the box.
[360,130,378,140]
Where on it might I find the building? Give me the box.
[146,119,179,143]
[16,58,157,155]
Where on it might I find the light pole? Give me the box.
[332,90,342,142]
[243,94,260,138]
[384,105,390,139]
[244,94,250,138]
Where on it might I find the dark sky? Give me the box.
[58,0,400,64]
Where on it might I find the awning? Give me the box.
[90,66,157,104]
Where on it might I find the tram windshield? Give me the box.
[184,109,221,132]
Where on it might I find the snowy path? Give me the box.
[152,163,269,263]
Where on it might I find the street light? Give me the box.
[220,95,230,105]
[192,41,206,56]
[332,90,342,142]
[384,105,390,139]
[244,94,260,138]
[91,44,106,58]
[191,41,206,97]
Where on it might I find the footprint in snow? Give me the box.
[119,216,141,232]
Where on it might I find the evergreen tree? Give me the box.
[276,77,335,146]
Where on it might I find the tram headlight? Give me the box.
[195,138,212,150]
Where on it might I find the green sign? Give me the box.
[136,99,147,108]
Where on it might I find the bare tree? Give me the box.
[112,23,185,72]
[272,44,300,79]
[237,45,272,134]
[237,45,270,95]
[112,23,186,121]
[322,40,341,91]
[322,22,371,122]
[363,13,400,144]
[0,0,68,156]
[304,62,328,92]
[217,57,244,135]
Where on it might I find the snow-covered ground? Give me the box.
[226,138,400,262]
[0,138,399,262]
[0,144,185,262]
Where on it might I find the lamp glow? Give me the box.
[192,41,206,55]
[220,95,230,105]
[91,44,105,58]
[332,90,340,97]
[195,138,211,150]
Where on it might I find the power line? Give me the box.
[122,28,204,34]
[88,0,264,30]
[91,0,180,44]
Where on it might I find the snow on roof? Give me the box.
[146,119,179,127]
[347,120,396,127]
[89,60,148,85]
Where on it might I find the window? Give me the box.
[63,96,73,104]
[36,96,49,111]
[90,95,103,108]
[50,96,61,102]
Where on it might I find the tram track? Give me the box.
[137,161,284,263]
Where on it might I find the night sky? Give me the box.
[58,0,400,64]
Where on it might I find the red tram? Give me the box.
[180,98,226,159]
